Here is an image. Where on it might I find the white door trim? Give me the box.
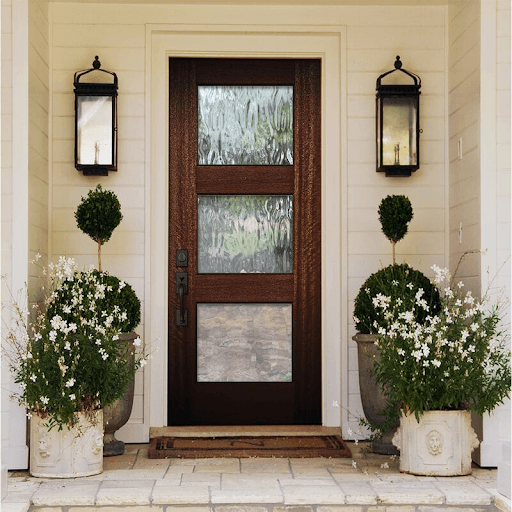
[145,24,347,431]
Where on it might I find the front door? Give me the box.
[168,58,321,425]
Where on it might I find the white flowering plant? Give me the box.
[4,256,148,431]
[372,263,511,419]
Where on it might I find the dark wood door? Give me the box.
[168,58,321,425]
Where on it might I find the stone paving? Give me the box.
[2,442,511,512]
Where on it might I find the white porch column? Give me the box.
[1,0,30,471]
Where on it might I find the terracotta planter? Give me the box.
[392,410,480,476]
[30,409,103,478]
[352,332,399,455]
[103,331,136,456]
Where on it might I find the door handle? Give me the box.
[176,272,188,326]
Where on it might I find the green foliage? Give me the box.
[353,263,441,334]
[378,195,413,244]
[75,184,122,246]
[372,264,512,417]
[46,269,141,333]
[4,257,147,431]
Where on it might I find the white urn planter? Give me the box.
[30,409,104,478]
[392,410,479,476]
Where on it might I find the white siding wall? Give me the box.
[449,0,511,472]
[29,0,50,299]
[345,11,447,436]
[51,3,447,441]
[448,0,481,288]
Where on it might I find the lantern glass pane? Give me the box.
[381,96,417,167]
[77,96,113,166]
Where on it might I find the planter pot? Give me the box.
[103,331,136,456]
[30,409,103,478]
[392,410,480,476]
[352,333,399,455]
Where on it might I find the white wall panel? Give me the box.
[49,1,447,441]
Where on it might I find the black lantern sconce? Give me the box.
[376,56,421,177]
[74,56,118,176]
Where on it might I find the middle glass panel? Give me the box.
[198,195,293,274]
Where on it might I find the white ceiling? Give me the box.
[53,0,454,5]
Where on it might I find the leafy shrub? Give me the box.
[5,257,147,431]
[75,184,122,246]
[373,264,511,417]
[353,263,441,335]
[378,195,413,245]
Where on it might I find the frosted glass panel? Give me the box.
[198,195,293,274]
[197,303,292,382]
[198,86,293,165]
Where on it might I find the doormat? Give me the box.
[148,435,351,459]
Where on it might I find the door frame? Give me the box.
[146,24,347,433]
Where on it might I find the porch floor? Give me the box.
[3,441,510,512]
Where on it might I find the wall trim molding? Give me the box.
[145,23,347,432]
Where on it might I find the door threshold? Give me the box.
[149,425,341,439]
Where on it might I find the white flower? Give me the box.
[432,359,441,367]
[351,460,357,469]
[40,396,49,405]
[133,337,142,347]
[69,394,76,401]
[65,378,75,388]
[30,374,37,382]
[140,359,147,368]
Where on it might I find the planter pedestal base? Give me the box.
[103,435,125,457]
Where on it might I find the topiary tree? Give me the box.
[75,184,122,271]
[378,195,413,264]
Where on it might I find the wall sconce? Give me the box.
[376,56,421,177]
[74,56,118,176]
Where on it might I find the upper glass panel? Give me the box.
[198,195,293,274]
[198,86,293,165]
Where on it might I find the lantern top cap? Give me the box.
[376,55,421,90]
[74,55,118,88]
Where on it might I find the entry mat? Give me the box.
[148,435,352,459]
